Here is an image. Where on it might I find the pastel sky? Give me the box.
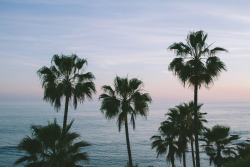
[0,0,250,102]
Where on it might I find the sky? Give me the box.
[0,0,250,102]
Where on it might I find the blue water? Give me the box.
[0,100,249,167]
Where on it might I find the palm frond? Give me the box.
[129,78,143,91]
[99,93,120,119]
[71,152,89,163]
[75,72,95,82]
[15,156,37,165]
[117,111,126,132]
[114,76,130,97]
[101,85,115,96]
[73,81,96,108]
[130,113,136,130]
[210,47,228,56]
[206,56,226,77]
[75,57,87,70]
[132,92,152,117]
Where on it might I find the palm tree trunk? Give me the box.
[63,96,70,130]
[125,116,133,167]
[217,145,222,167]
[191,139,196,167]
[183,151,186,167]
[194,76,200,167]
[171,155,175,167]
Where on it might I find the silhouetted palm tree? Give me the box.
[15,120,90,167]
[201,125,239,167]
[99,76,152,167]
[37,54,96,129]
[166,104,189,167]
[168,30,227,167]
[151,134,179,167]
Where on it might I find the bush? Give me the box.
[225,154,250,167]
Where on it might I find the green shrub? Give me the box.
[225,154,250,167]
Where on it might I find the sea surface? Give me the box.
[0,100,249,167]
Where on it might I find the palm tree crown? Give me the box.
[15,120,90,167]
[168,30,227,88]
[99,76,152,167]
[99,76,152,131]
[37,54,96,129]
[201,125,239,167]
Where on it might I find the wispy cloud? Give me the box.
[14,59,40,68]
[208,12,250,23]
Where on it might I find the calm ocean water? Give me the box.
[0,100,249,167]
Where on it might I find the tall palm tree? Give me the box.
[168,30,227,167]
[99,76,152,167]
[15,120,90,167]
[201,125,239,167]
[37,54,96,130]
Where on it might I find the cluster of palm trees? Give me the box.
[150,30,249,167]
[17,53,152,167]
[151,102,206,167]
[166,30,227,167]
[150,101,242,167]
[16,54,96,167]
[16,30,247,167]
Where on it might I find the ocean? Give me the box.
[0,100,249,167]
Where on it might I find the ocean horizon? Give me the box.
[0,100,249,167]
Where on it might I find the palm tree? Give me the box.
[151,117,180,167]
[165,104,189,167]
[99,76,152,167]
[15,120,90,167]
[201,125,239,167]
[168,30,227,167]
[151,134,179,167]
[37,54,96,130]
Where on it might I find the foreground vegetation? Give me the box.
[15,120,90,167]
